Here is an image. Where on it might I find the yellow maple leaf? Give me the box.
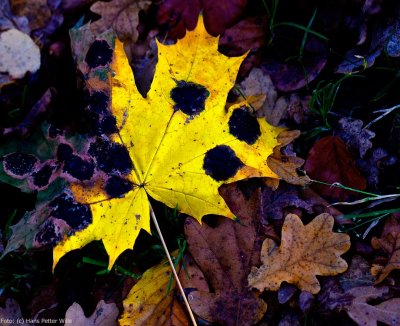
[248,213,351,294]
[119,251,189,326]
[53,16,282,270]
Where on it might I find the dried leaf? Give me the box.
[248,213,350,294]
[304,136,366,200]
[11,0,52,31]
[238,67,276,111]
[183,183,267,325]
[317,255,375,312]
[0,28,40,79]
[119,253,189,326]
[0,0,29,33]
[202,0,246,36]
[219,16,267,56]
[261,183,313,220]
[337,117,375,158]
[337,18,400,73]
[371,215,400,284]
[64,300,118,326]
[90,0,151,42]
[156,0,201,39]
[345,286,400,326]
[54,16,286,270]
[0,298,28,325]
[267,130,310,186]
[262,37,328,92]
[157,0,246,38]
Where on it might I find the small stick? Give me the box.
[149,203,198,326]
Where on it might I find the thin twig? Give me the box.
[364,103,400,129]
[149,203,198,326]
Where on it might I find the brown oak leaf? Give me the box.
[345,286,400,326]
[304,135,367,200]
[183,183,267,326]
[371,214,400,284]
[90,0,151,42]
[248,213,351,294]
[65,300,119,326]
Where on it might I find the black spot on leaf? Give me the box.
[96,115,117,134]
[57,143,73,162]
[63,155,94,181]
[88,138,132,174]
[85,40,113,69]
[228,106,261,144]
[88,91,109,114]
[203,145,244,181]
[105,176,134,198]
[3,153,38,176]
[50,193,91,230]
[32,164,55,188]
[170,81,209,115]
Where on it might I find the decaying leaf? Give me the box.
[10,0,58,32]
[304,135,366,200]
[248,213,351,294]
[53,16,286,269]
[90,0,151,42]
[371,215,400,284]
[202,0,246,36]
[337,117,375,158]
[267,130,310,187]
[64,300,118,326]
[120,252,189,326]
[219,16,267,56]
[156,0,246,39]
[0,28,40,79]
[238,67,276,112]
[0,298,28,325]
[183,183,267,325]
[345,286,400,326]
[0,0,29,33]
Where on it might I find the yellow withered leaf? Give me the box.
[53,16,283,270]
[119,252,189,326]
[248,213,351,294]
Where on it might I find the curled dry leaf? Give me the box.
[371,215,400,284]
[90,0,151,42]
[64,300,118,326]
[183,183,267,326]
[120,252,189,326]
[248,213,351,294]
[345,286,400,326]
[0,28,40,79]
[304,136,366,200]
[267,130,310,187]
